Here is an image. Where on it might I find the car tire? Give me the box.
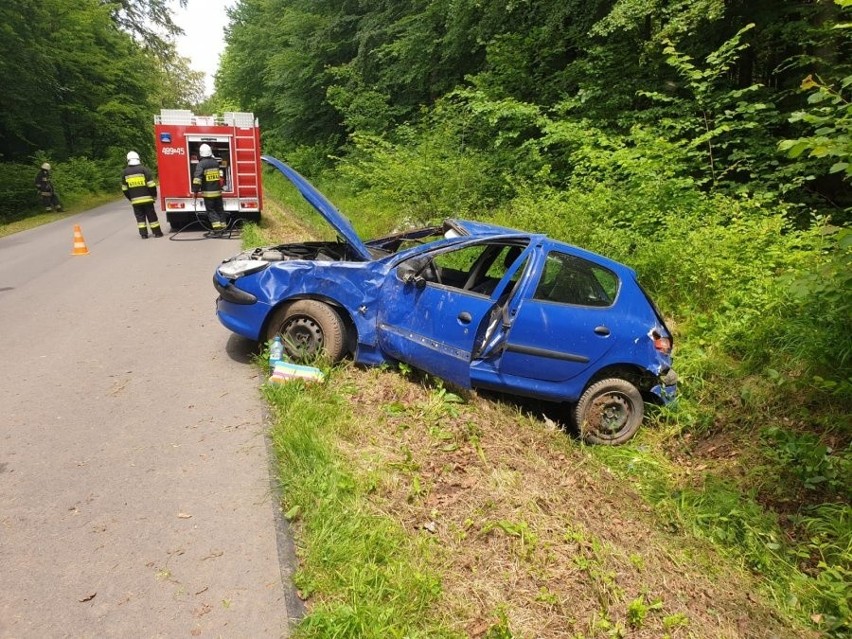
[266,300,347,363]
[573,378,644,445]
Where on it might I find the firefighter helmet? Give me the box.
[199,143,213,158]
[41,162,51,170]
[126,151,141,166]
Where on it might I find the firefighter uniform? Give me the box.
[121,154,163,238]
[34,164,63,212]
[192,153,226,235]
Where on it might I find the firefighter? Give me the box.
[121,151,163,238]
[192,143,226,236]
[34,163,63,212]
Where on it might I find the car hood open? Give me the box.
[261,155,373,261]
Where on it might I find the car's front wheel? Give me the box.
[265,300,347,363]
[573,378,644,445]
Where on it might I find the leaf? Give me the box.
[284,505,301,521]
[800,74,818,90]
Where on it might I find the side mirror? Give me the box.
[398,259,429,289]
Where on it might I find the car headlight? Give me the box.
[218,259,269,279]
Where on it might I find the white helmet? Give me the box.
[41,162,51,170]
[199,143,213,158]
[126,151,141,166]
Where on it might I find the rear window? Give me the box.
[533,252,619,307]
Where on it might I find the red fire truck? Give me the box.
[153,109,263,231]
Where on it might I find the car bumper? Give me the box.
[214,276,257,304]
[213,275,271,342]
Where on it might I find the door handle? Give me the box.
[594,325,610,336]
[458,311,472,324]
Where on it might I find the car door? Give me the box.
[487,249,621,385]
[376,244,505,388]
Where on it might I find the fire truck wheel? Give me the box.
[265,300,347,363]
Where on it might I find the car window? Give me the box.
[533,251,618,307]
[433,244,491,286]
[427,242,528,293]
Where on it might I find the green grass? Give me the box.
[262,376,459,639]
[591,440,851,635]
[0,192,118,238]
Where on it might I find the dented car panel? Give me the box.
[215,157,676,444]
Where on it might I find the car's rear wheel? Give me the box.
[573,378,644,445]
[265,300,347,363]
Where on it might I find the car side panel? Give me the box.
[377,275,496,388]
[495,299,619,382]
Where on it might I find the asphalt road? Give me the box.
[0,202,300,638]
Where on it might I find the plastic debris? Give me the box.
[268,361,325,384]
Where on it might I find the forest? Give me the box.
[1,0,849,636]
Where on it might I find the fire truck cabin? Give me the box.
[154,109,263,231]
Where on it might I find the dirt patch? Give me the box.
[332,365,814,638]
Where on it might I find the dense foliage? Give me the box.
[0,0,203,219]
[219,0,851,635]
[219,0,850,214]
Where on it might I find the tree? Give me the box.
[102,0,188,57]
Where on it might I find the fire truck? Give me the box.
[153,109,263,231]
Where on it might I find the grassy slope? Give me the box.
[255,194,818,639]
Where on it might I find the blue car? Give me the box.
[215,156,677,444]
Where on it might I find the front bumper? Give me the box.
[213,274,271,342]
[214,276,257,305]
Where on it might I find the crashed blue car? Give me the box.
[214,156,677,444]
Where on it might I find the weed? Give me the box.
[662,612,689,630]
[482,519,539,560]
[626,594,663,629]
[535,586,559,606]
[628,553,645,570]
[484,607,514,639]
[760,426,850,495]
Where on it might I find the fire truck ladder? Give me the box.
[231,118,260,202]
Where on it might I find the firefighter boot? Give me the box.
[151,222,164,238]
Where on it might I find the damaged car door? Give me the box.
[376,241,527,388]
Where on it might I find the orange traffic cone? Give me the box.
[71,224,89,256]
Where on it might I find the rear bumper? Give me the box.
[163,197,261,213]
[650,368,678,403]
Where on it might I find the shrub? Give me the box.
[0,162,40,221]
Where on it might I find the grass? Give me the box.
[263,360,814,638]
[262,373,457,639]
[250,181,841,638]
[0,193,118,238]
